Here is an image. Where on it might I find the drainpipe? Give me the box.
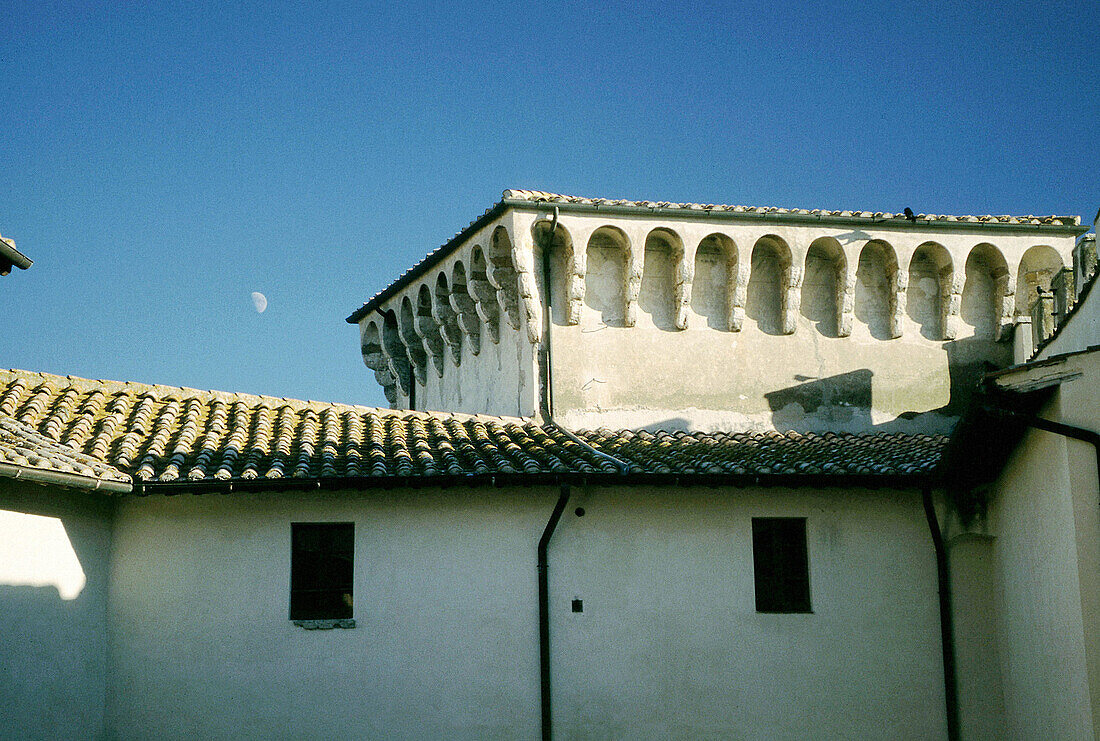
[922,486,961,741]
[534,209,629,741]
[538,483,570,741]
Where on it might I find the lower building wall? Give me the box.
[984,402,1095,739]
[0,480,114,741]
[104,484,946,740]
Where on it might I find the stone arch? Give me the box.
[1015,245,1063,316]
[639,227,686,330]
[534,221,579,326]
[961,243,1012,340]
[854,240,900,340]
[360,320,398,405]
[584,226,631,328]
[381,310,412,396]
[449,261,481,355]
[469,246,500,344]
[432,273,462,366]
[488,226,522,331]
[745,235,794,335]
[399,296,428,385]
[690,233,741,331]
[800,237,848,338]
[906,243,955,340]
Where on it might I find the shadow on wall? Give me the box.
[0,483,113,740]
[764,370,874,431]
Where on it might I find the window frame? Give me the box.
[289,521,356,629]
[751,516,812,614]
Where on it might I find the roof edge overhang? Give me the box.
[346,193,1088,324]
[0,461,132,493]
[0,237,32,272]
[135,470,934,496]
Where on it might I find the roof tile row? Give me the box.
[0,369,947,487]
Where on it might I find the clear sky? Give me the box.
[3,0,1097,409]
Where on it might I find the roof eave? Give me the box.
[346,195,1087,324]
[0,461,132,493]
[0,238,32,271]
[135,470,935,495]
[346,200,509,323]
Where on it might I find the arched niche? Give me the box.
[489,226,521,330]
[638,227,684,331]
[854,240,899,341]
[800,237,847,338]
[449,261,482,355]
[961,243,1011,340]
[381,310,412,396]
[433,273,462,365]
[584,226,631,328]
[690,233,740,331]
[745,235,792,336]
[416,285,446,376]
[399,296,428,384]
[533,221,578,326]
[469,246,501,343]
[1015,245,1063,316]
[906,243,954,340]
[360,321,398,404]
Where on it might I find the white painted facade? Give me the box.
[356,199,1079,433]
[96,484,943,740]
[0,480,113,741]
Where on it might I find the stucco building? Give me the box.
[1,191,1096,740]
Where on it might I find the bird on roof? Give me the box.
[904,207,917,222]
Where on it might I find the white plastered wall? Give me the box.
[0,480,114,741]
[961,352,1100,740]
[105,484,947,740]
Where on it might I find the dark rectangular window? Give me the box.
[290,523,354,620]
[752,517,811,613]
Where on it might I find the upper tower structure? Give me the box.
[348,191,1086,433]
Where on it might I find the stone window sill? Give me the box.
[292,619,356,630]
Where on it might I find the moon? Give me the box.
[251,292,268,313]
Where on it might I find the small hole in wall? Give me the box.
[571,599,583,613]
[575,507,586,517]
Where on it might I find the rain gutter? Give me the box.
[0,462,131,493]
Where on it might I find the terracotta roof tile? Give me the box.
[0,369,947,486]
[0,413,130,487]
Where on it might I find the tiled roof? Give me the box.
[0,369,947,488]
[348,189,1084,322]
[503,190,1082,227]
[0,413,130,489]
[586,428,946,477]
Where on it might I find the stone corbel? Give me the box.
[943,272,963,341]
[380,320,412,396]
[891,269,908,339]
[469,255,501,345]
[782,264,803,335]
[624,249,643,328]
[414,309,446,378]
[674,253,691,330]
[397,309,428,386]
[489,244,522,331]
[995,272,1015,341]
[449,282,481,356]
[838,264,855,338]
[730,262,749,331]
[432,284,463,366]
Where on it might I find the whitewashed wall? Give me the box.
[105,485,946,740]
[0,480,114,741]
[970,352,1100,739]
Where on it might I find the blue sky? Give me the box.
[3,0,1097,409]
